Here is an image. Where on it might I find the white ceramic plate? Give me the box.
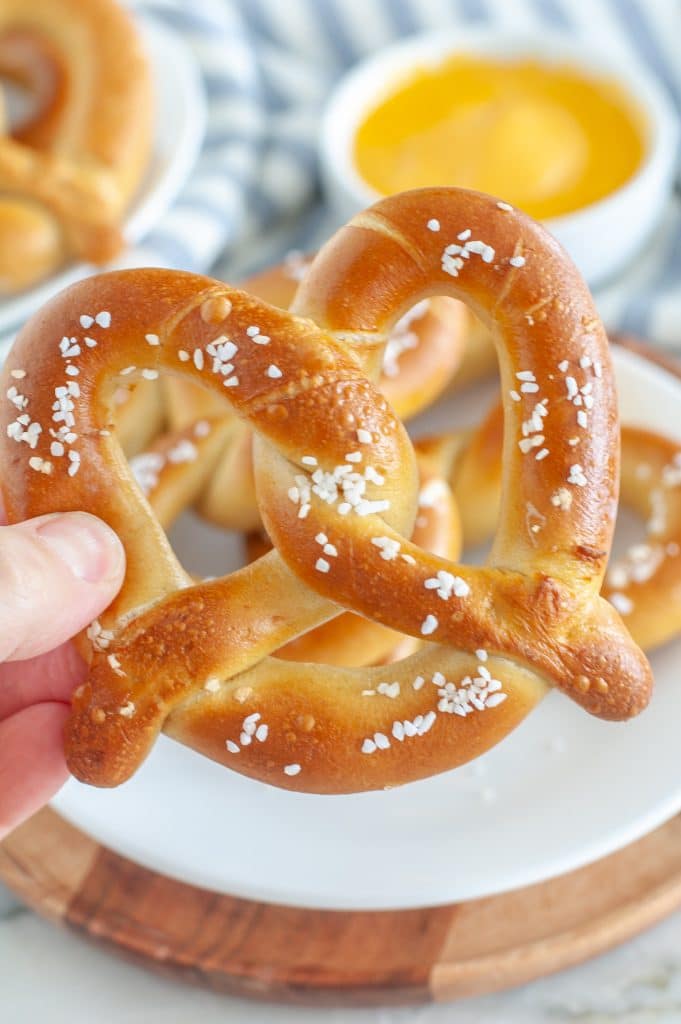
[0,14,206,336]
[52,347,681,910]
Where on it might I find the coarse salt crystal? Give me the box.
[421,614,438,636]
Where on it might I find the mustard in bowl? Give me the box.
[321,31,678,286]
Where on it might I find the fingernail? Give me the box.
[37,513,124,583]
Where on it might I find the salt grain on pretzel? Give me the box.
[0,0,152,294]
[0,188,652,793]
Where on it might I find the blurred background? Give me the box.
[132,0,680,346]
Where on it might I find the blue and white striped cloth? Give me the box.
[138,0,681,348]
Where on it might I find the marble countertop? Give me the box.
[3,883,681,1022]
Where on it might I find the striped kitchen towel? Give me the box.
[143,0,681,347]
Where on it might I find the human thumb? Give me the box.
[0,512,125,662]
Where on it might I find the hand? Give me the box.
[0,510,125,839]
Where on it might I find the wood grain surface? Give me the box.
[2,807,681,1006]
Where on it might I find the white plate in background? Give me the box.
[0,14,206,337]
[53,347,681,910]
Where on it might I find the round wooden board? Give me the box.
[2,807,681,1006]
[3,338,681,1007]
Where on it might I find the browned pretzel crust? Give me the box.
[0,188,652,793]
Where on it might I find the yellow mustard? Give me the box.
[354,55,647,219]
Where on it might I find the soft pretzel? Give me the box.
[0,0,152,294]
[602,428,681,649]
[145,257,470,531]
[252,463,460,667]
[0,188,652,793]
[419,403,681,651]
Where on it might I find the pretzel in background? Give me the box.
[420,401,681,652]
[0,0,152,294]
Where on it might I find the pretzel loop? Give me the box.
[259,188,652,716]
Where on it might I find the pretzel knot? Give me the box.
[0,187,652,793]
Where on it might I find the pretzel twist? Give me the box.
[0,188,652,793]
[148,259,470,531]
[121,252,468,664]
[0,0,152,294]
[130,414,462,667]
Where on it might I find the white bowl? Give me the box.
[320,29,679,288]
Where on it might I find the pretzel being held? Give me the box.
[0,188,652,794]
[0,0,152,294]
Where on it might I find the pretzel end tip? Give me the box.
[561,605,654,721]
[64,665,160,787]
